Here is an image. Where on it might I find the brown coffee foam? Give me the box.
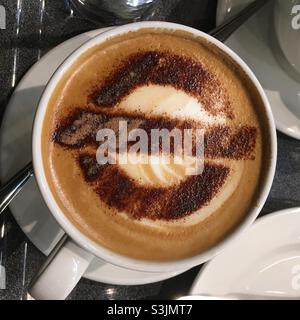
[42,29,268,260]
[77,152,230,220]
[53,106,258,221]
[54,109,257,160]
[89,50,233,119]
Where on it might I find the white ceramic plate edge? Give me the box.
[190,207,300,297]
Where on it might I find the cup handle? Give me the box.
[28,235,94,300]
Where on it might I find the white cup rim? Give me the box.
[32,21,277,273]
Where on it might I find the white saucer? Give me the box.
[0,28,187,285]
[190,208,300,299]
[217,0,300,140]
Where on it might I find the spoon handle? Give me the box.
[0,162,34,214]
[210,0,269,42]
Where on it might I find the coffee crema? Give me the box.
[42,29,270,260]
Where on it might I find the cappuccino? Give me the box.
[42,28,270,260]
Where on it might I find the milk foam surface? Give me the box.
[118,84,227,125]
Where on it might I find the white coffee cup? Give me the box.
[274,0,300,80]
[29,21,277,300]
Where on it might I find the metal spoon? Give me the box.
[0,0,270,215]
[209,0,269,41]
[0,162,33,214]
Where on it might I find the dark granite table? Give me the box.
[0,0,299,300]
